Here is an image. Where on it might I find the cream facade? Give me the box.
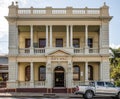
[6,2,112,92]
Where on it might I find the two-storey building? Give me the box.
[5,2,112,93]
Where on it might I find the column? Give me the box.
[16,62,18,81]
[85,25,89,54]
[30,25,34,54]
[50,25,52,47]
[46,25,48,47]
[99,25,103,54]
[100,62,103,81]
[15,62,18,88]
[30,62,34,82]
[16,26,19,54]
[66,25,69,47]
[85,62,88,82]
[70,25,73,47]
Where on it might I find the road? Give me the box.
[0,97,113,99]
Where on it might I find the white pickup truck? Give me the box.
[74,81,120,99]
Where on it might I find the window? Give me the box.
[88,65,93,80]
[73,65,80,80]
[97,82,104,87]
[88,38,93,48]
[39,66,46,81]
[25,39,31,48]
[56,38,63,47]
[73,38,80,48]
[39,39,46,48]
[25,66,30,81]
[105,82,115,87]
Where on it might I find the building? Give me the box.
[5,2,112,92]
[0,55,8,81]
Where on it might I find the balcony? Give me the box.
[19,47,99,55]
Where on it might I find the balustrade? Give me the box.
[17,7,100,16]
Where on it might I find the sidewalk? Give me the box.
[0,92,82,98]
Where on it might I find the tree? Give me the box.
[110,47,119,67]
[110,47,120,86]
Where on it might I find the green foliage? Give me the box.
[0,77,3,81]
[115,80,120,87]
[110,47,120,86]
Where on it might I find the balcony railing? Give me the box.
[74,48,84,53]
[19,48,99,55]
[34,81,46,88]
[18,81,31,88]
[8,2,111,18]
[19,48,45,55]
[34,48,45,54]
[18,81,46,88]
[17,8,100,16]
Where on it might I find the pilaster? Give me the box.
[100,23,109,54]
[9,23,18,55]
[101,61,110,81]
[46,61,52,89]
[67,60,73,88]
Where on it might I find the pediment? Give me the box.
[48,49,71,56]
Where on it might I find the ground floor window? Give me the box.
[88,65,93,80]
[73,65,80,80]
[39,66,46,81]
[25,66,30,81]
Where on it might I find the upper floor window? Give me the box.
[73,38,80,48]
[73,65,80,80]
[56,38,63,47]
[39,39,46,48]
[25,39,31,48]
[39,66,46,81]
[88,38,93,48]
[25,66,30,81]
[88,65,93,80]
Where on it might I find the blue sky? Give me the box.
[0,0,120,54]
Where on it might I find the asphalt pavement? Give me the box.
[0,92,113,99]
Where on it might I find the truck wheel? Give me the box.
[84,90,93,99]
[117,92,120,99]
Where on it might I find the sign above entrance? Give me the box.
[51,57,67,61]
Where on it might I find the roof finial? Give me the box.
[12,1,14,6]
[104,2,106,6]
[16,1,18,6]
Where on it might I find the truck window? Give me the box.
[105,82,115,87]
[97,82,104,87]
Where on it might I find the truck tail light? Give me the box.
[76,86,79,91]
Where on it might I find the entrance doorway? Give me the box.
[54,66,64,87]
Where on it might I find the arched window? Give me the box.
[73,65,80,80]
[88,65,93,80]
[25,66,30,81]
[39,66,46,81]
